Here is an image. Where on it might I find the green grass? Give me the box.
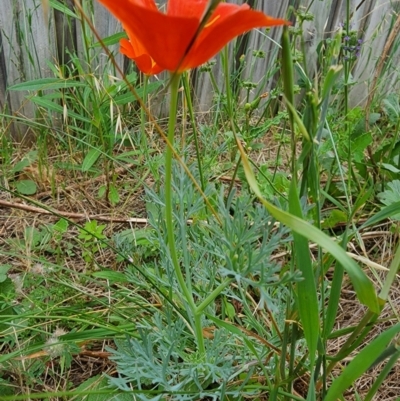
[1,2,400,400]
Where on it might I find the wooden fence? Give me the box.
[1,0,400,138]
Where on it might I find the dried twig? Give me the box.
[0,199,148,224]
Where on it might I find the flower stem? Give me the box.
[182,71,205,191]
[165,73,205,356]
[140,75,150,160]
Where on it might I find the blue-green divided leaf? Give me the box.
[15,180,37,195]
[289,179,319,365]
[9,78,86,91]
[325,323,400,401]
[206,314,259,356]
[82,148,102,172]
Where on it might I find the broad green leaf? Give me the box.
[49,0,78,18]
[321,65,343,100]
[92,32,127,48]
[9,78,86,91]
[236,139,380,313]
[109,184,120,206]
[352,113,381,138]
[382,163,400,173]
[352,133,372,163]
[289,178,319,365]
[12,151,38,173]
[98,185,106,198]
[0,265,11,275]
[223,298,236,320]
[82,148,101,172]
[15,180,37,195]
[360,201,400,229]
[92,271,129,283]
[0,264,11,283]
[321,209,347,229]
[325,323,400,401]
[53,218,69,234]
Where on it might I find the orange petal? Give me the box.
[120,38,163,75]
[181,3,288,71]
[167,0,207,19]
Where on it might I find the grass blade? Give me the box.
[288,178,319,366]
[325,323,400,401]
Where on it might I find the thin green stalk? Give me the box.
[140,74,151,161]
[324,309,376,378]
[366,348,400,401]
[182,71,205,190]
[222,46,234,129]
[165,73,204,355]
[344,0,354,211]
[196,278,234,314]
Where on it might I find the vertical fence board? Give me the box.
[350,0,395,107]
[303,0,335,78]
[0,0,58,138]
[241,0,289,95]
[53,0,77,68]
[93,1,125,74]
[0,30,8,112]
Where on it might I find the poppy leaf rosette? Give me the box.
[97,0,289,74]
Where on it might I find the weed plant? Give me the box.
[0,1,400,401]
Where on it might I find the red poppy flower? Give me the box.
[97,0,288,74]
